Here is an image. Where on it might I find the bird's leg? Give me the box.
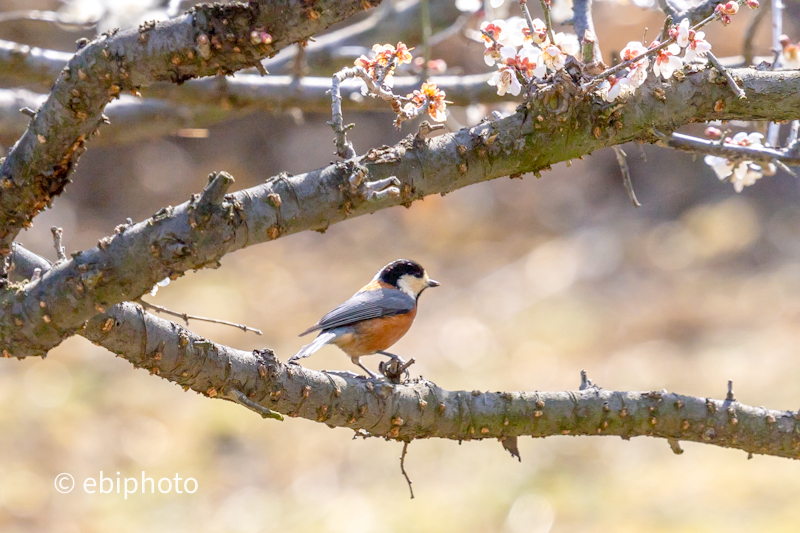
[377,350,406,364]
[379,357,416,384]
[352,358,380,379]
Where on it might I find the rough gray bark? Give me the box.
[2,68,800,356]
[9,244,800,461]
[0,0,382,255]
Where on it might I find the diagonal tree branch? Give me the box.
[2,68,800,357]
[9,243,800,461]
[0,0,383,256]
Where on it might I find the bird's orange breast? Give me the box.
[331,307,417,357]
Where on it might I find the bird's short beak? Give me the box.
[427,279,440,287]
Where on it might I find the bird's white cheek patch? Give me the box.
[397,275,425,297]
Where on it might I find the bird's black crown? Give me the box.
[378,259,425,286]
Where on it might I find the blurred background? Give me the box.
[2,0,800,531]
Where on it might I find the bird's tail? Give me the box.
[288,330,337,362]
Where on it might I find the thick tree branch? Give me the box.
[2,68,800,356]
[0,0,383,255]
[0,73,502,143]
[0,88,217,147]
[573,0,602,63]
[9,244,800,461]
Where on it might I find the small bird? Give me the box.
[289,259,439,378]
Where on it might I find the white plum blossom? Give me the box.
[626,57,650,86]
[488,47,523,96]
[597,52,651,102]
[620,41,648,62]
[675,19,691,47]
[487,44,547,95]
[598,77,632,102]
[518,43,548,78]
[674,19,712,63]
[704,155,735,180]
[480,20,508,48]
[490,0,506,7]
[731,131,765,147]
[542,43,567,71]
[489,65,522,96]
[552,32,580,57]
[652,43,683,79]
[703,132,775,192]
[484,46,502,66]
[684,32,711,63]
[528,18,549,45]
[506,18,530,47]
[704,157,770,192]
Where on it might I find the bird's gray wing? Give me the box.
[299,288,415,336]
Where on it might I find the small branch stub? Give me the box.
[228,388,283,421]
[726,380,736,402]
[50,227,66,262]
[500,435,522,462]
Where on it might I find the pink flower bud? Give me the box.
[704,127,722,139]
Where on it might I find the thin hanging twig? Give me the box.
[400,441,415,499]
[136,298,263,335]
[613,146,641,207]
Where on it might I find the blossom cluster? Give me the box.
[703,131,775,192]
[481,17,579,96]
[597,19,711,102]
[354,42,448,123]
[355,42,413,86]
[406,82,448,122]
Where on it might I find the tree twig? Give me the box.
[136,298,263,335]
[50,226,66,262]
[613,146,641,207]
[538,0,557,45]
[655,131,800,166]
[400,441,414,499]
[707,51,747,99]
